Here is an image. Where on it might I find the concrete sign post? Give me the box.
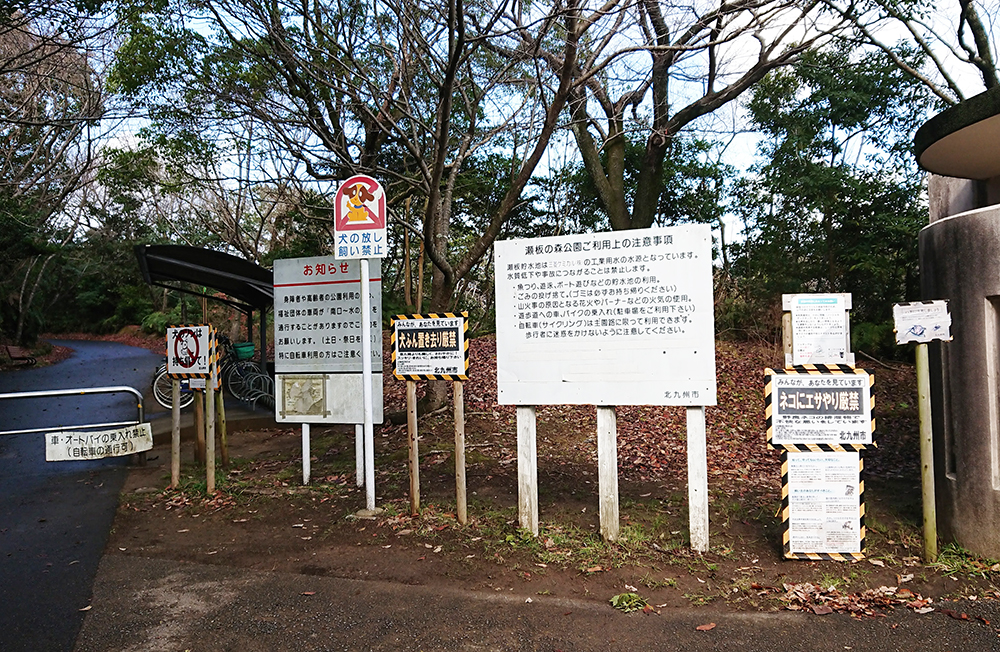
[495,225,716,549]
[333,175,387,514]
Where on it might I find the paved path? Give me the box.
[76,554,1000,651]
[0,340,160,652]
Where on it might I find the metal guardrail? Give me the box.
[0,386,144,436]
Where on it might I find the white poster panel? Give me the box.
[166,325,211,376]
[786,452,862,554]
[769,372,872,447]
[494,225,716,406]
[273,257,382,374]
[275,373,383,424]
[46,423,153,461]
[784,294,852,366]
[893,300,952,344]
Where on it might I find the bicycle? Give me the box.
[217,335,275,408]
[151,360,195,410]
[150,335,274,410]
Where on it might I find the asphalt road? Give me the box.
[0,340,161,652]
[76,555,1000,652]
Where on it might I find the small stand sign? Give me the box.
[165,325,219,493]
[782,451,865,560]
[770,293,872,560]
[391,313,470,522]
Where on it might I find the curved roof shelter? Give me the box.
[134,244,273,315]
[915,85,1000,180]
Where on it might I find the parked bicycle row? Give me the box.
[151,334,274,410]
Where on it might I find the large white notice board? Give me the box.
[494,225,716,406]
[273,256,382,373]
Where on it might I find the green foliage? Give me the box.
[609,592,648,613]
[539,135,734,235]
[726,45,933,351]
[141,311,171,336]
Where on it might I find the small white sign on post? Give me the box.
[893,300,952,344]
[46,423,153,461]
[784,294,853,367]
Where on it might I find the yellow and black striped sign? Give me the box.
[765,366,876,452]
[781,450,866,561]
[391,312,469,381]
[166,324,215,380]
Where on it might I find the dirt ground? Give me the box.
[30,333,1000,619]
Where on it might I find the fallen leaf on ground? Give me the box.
[696,623,716,631]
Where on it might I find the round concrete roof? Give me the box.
[915,85,1000,180]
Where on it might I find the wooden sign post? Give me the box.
[165,325,215,492]
[894,300,952,562]
[391,313,470,523]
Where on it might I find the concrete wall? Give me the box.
[929,176,1000,222]
[921,183,1000,556]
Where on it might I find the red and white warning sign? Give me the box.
[333,175,387,260]
[166,325,211,377]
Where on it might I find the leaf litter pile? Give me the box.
[107,333,1000,623]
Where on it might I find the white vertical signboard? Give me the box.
[495,224,716,550]
[273,257,382,373]
[332,174,388,514]
[784,294,853,367]
[786,452,863,555]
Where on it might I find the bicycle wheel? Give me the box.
[225,360,260,401]
[152,369,194,410]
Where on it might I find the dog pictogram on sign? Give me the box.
[334,175,386,259]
